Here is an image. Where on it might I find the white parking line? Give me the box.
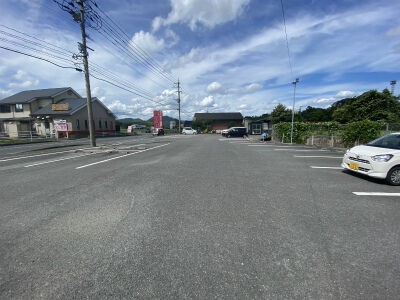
[310,166,342,169]
[76,143,170,169]
[0,149,81,162]
[275,149,329,152]
[294,155,343,158]
[24,154,93,167]
[353,192,400,197]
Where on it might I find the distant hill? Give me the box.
[147,116,180,124]
[117,118,145,124]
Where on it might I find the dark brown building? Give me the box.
[193,112,243,130]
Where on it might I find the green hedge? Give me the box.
[273,121,341,143]
[341,120,383,147]
[273,120,383,146]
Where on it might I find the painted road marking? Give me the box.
[310,166,342,169]
[353,192,400,197]
[275,149,329,152]
[76,143,170,169]
[24,154,93,167]
[247,144,277,147]
[1,150,83,162]
[294,155,343,158]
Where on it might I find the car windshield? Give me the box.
[367,134,400,149]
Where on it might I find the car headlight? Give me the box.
[371,154,393,162]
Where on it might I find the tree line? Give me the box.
[264,89,400,124]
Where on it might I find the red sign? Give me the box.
[153,110,163,129]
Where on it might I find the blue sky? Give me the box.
[0,0,399,120]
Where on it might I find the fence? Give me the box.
[273,123,400,148]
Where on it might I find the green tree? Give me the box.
[332,89,400,123]
[301,106,332,122]
[342,120,383,147]
[271,104,291,123]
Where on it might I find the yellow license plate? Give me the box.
[349,162,359,170]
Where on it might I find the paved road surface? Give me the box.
[1,135,399,299]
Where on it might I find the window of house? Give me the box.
[105,120,108,129]
[98,120,102,128]
[76,119,80,130]
[110,121,113,129]
[84,120,88,129]
[0,104,11,113]
[252,124,262,134]
[15,104,23,112]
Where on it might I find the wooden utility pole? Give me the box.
[176,79,182,133]
[78,0,96,147]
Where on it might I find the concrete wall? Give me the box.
[306,135,345,148]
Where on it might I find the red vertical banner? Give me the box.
[153,110,163,129]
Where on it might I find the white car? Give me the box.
[221,129,229,136]
[341,133,400,185]
[182,127,197,135]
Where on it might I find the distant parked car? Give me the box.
[225,127,248,138]
[182,127,197,135]
[221,129,229,136]
[152,128,164,136]
[342,133,400,185]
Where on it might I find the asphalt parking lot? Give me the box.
[1,134,399,299]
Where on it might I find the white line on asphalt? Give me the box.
[1,149,82,162]
[294,155,343,158]
[76,143,170,169]
[247,144,277,147]
[310,166,342,169]
[353,192,400,197]
[275,149,329,152]
[24,154,93,167]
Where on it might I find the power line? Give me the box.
[88,0,174,81]
[50,0,175,90]
[280,0,293,78]
[0,46,81,71]
[0,23,173,110]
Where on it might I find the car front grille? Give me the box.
[358,166,370,172]
[349,156,370,164]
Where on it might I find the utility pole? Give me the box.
[77,0,96,147]
[290,78,299,144]
[176,79,182,133]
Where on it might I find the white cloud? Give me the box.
[152,0,250,31]
[387,25,400,37]
[206,81,223,93]
[8,70,39,89]
[246,83,262,92]
[199,95,215,107]
[336,90,357,98]
[13,70,27,80]
[305,90,359,107]
[0,89,11,100]
[130,31,165,54]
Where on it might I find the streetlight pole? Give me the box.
[290,78,299,144]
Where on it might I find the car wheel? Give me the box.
[227,134,231,138]
[386,166,400,186]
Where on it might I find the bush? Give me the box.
[341,120,383,147]
[273,121,341,143]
